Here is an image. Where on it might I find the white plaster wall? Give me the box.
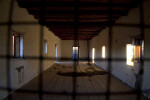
[111,27,141,88]
[143,30,150,98]
[90,28,109,71]
[90,0,150,99]
[0,0,14,98]
[61,40,88,60]
[0,0,10,23]
[43,27,61,70]
[142,0,150,98]
[0,26,8,100]
[0,0,61,99]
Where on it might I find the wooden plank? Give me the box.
[42,64,59,88]
[43,64,63,100]
[76,66,89,100]
[5,62,147,100]
[81,66,100,100]
[18,1,137,8]
[58,66,72,100]
[28,10,128,16]
[43,65,61,92]
[39,21,114,26]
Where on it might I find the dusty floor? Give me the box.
[5,62,147,100]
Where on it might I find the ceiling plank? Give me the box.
[54,33,97,36]
[27,6,128,11]
[36,18,117,22]
[17,0,140,40]
[39,21,114,26]
[18,1,138,8]
[28,10,129,15]
[53,31,99,34]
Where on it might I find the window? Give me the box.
[126,40,144,66]
[92,48,95,63]
[12,34,23,58]
[102,46,106,58]
[44,40,47,54]
[55,44,57,62]
[132,39,144,62]
[126,44,134,66]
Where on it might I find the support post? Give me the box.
[87,39,90,64]
[77,40,79,65]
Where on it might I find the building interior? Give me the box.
[0,0,150,100]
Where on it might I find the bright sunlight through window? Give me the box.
[102,46,105,58]
[92,48,95,63]
[126,44,134,66]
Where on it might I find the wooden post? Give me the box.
[77,40,79,65]
[87,39,90,64]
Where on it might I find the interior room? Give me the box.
[0,0,150,100]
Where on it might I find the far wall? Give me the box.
[61,40,88,60]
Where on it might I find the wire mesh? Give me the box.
[0,0,149,100]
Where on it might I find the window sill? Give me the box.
[12,57,25,60]
[133,60,143,63]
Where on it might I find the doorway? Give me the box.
[72,47,79,60]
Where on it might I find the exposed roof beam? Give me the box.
[53,32,99,34]
[28,10,128,15]
[18,1,138,8]
[17,0,140,40]
[57,36,93,40]
[54,33,97,36]
[39,21,114,26]
[35,14,121,19]
[50,29,102,32]
[27,6,129,11]
[47,26,105,30]
[36,18,117,22]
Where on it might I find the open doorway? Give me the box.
[72,47,79,60]
[55,44,57,62]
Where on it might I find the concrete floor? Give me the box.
[4,62,147,100]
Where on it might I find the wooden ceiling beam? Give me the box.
[57,36,93,40]
[35,14,121,18]
[61,38,93,40]
[54,32,98,36]
[28,10,128,16]
[17,0,140,40]
[36,18,117,22]
[34,15,121,23]
[47,26,104,29]
[50,28,101,32]
[61,38,92,40]
[27,6,128,11]
[47,26,105,33]
[46,26,105,31]
[51,30,100,33]
[53,32,99,34]
[18,1,138,8]
[39,21,114,26]
[54,32,97,35]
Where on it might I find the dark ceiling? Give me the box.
[17,0,140,40]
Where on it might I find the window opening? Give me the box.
[92,48,95,63]
[72,47,78,60]
[12,34,23,58]
[102,46,106,58]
